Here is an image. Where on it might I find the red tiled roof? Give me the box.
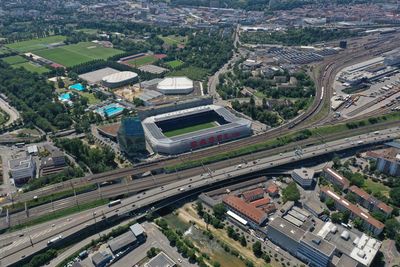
[223,195,267,225]
[349,185,370,201]
[251,197,270,208]
[266,184,279,194]
[242,188,264,202]
[320,187,384,231]
[263,204,277,214]
[377,202,393,214]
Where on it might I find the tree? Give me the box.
[331,212,342,223]
[385,218,400,239]
[262,253,271,263]
[350,173,365,187]
[332,156,341,168]
[325,198,335,210]
[252,241,263,258]
[213,262,221,267]
[212,204,226,220]
[390,187,400,206]
[240,235,247,247]
[195,201,204,217]
[353,217,364,231]
[282,182,300,202]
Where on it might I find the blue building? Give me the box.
[117,116,147,158]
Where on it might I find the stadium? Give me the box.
[142,105,252,155]
[102,71,138,88]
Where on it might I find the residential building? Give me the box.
[320,188,384,235]
[9,156,36,186]
[348,185,392,217]
[291,167,315,188]
[323,167,350,190]
[367,148,400,176]
[222,195,268,226]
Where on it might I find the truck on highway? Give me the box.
[108,199,121,207]
[47,235,63,246]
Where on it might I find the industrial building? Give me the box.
[102,71,138,88]
[291,167,315,188]
[117,116,147,158]
[156,76,194,94]
[320,188,384,235]
[266,217,336,267]
[142,105,252,155]
[91,251,113,267]
[322,167,350,190]
[107,223,146,256]
[9,156,36,186]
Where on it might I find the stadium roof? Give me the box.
[157,76,193,91]
[102,71,138,84]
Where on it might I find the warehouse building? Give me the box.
[102,71,138,88]
[144,252,176,267]
[156,76,194,95]
[142,105,252,155]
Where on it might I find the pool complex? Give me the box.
[97,104,125,117]
[58,92,71,101]
[69,83,85,91]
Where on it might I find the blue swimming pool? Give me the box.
[58,92,71,101]
[97,104,125,117]
[69,83,85,91]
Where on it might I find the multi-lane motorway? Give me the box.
[1,126,399,266]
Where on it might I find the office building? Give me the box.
[291,167,315,188]
[9,156,36,186]
[117,116,147,158]
[297,232,335,267]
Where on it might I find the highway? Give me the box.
[1,126,399,266]
[2,119,399,229]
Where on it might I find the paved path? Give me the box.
[0,98,20,127]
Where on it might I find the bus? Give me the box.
[15,142,25,148]
[108,199,121,207]
[47,235,63,246]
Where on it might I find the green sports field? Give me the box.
[159,35,188,46]
[34,42,123,67]
[163,122,216,137]
[12,62,49,74]
[6,35,67,52]
[2,55,27,65]
[165,60,184,69]
[126,55,157,67]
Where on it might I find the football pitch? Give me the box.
[125,55,157,67]
[6,35,67,52]
[34,42,123,67]
[163,122,216,137]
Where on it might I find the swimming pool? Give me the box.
[69,83,85,91]
[58,92,71,101]
[97,104,125,117]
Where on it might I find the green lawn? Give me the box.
[165,59,184,69]
[12,62,49,74]
[126,55,157,67]
[0,46,11,55]
[6,35,67,52]
[34,42,123,67]
[363,179,390,197]
[2,55,27,65]
[79,92,101,105]
[75,28,99,35]
[163,122,216,137]
[168,66,208,81]
[159,35,188,45]
[0,109,8,125]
